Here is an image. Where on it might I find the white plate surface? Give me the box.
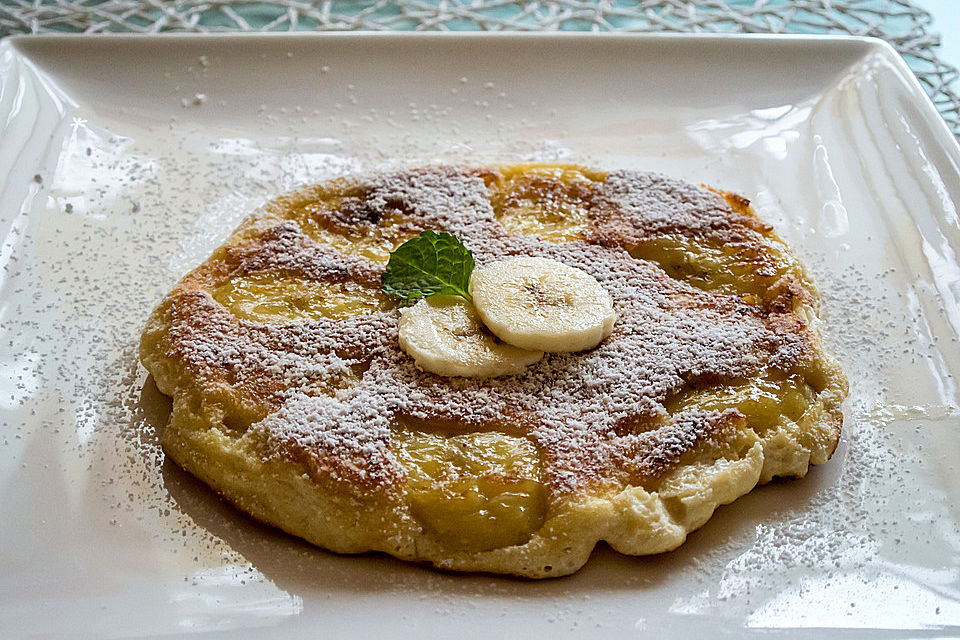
[2,33,960,638]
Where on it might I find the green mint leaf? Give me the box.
[381,231,475,300]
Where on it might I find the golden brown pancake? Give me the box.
[140,164,847,578]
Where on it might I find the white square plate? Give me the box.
[2,33,960,638]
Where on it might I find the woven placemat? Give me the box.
[2,0,958,135]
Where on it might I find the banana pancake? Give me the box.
[140,164,848,578]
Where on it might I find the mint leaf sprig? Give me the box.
[381,231,475,301]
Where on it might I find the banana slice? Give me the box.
[398,296,544,377]
[469,257,616,353]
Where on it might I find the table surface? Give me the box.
[925,0,959,67]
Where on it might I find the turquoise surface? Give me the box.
[0,0,944,35]
[924,0,960,69]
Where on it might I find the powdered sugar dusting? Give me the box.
[151,167,808,494]
[254,389,399,487]
[598,170,768,243]
[231,221,382,287]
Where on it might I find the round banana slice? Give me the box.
[469,257,616,353]
[398,295,544,377]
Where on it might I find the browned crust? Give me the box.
[140,163,848,577]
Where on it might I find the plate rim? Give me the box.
[7,30,958,161]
